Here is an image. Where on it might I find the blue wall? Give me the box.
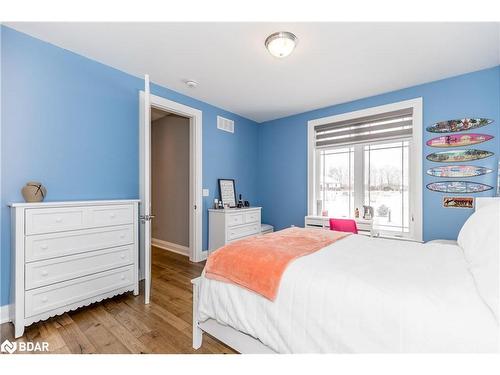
[0,26,259,306]
[258,66,500,241]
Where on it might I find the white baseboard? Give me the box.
[199,250,208,261]
[152,238,189,257]
[0,304,12,324]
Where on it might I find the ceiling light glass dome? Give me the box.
[265,31,298,58]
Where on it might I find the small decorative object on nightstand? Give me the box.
[218,179,237,208]
[362,205,374,220]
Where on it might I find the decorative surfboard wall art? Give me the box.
[426,165,493,178]
[442,197,474,209]
[426,134,493,148]
[426,149,494,163]
[426,118,493,133]
[426,181,493,194]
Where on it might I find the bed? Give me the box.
[192,198,499,353]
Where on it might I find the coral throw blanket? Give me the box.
[205,227,351,300]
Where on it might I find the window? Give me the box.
[318,147,354,218]
[364,141,409,234]
[308,99,422,241]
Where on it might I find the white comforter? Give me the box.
[197,234,498,353]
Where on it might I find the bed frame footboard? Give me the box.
[191,277,203,349]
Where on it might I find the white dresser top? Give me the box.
[9,199,140,208]
[208,207,261,213]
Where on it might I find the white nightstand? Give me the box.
[304,215,377,237]
[208,207,262,251]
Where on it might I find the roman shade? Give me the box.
[314,107,413,148]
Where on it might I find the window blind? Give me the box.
[314,107,413,148]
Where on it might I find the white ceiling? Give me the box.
[6,22,500,122]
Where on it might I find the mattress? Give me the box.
[197,234,498,353]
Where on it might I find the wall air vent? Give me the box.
[217,116,234,133]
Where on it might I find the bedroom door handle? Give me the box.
[140,214,155,223]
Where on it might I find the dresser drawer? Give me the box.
[227,223,260,241]
[88,205,134,228]
[227,213,244,227]
[26,207,85,235]
[25,225,134,262]
[25,265,134,318]
[25,204,134,235]
[25,245,134,290]
[244,210,260,224]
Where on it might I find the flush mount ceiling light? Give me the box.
[265,31,298,58]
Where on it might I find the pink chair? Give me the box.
[329,218,358,234]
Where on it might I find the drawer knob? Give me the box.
[120,234,125,239]
[41,244,48,250]
[120,254,126,259]
[55,217,62,223]
[120,275,126,280]
[41,297,48,303]
[110,213,116,219]
[41,270,48,277]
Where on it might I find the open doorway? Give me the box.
[139,90,203,304]
[151,108,190,256]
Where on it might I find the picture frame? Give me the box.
[218,179,237,208]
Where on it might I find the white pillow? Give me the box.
[457,202,500,319]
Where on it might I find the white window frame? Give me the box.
[307,98,423,242]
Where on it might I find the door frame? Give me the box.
[139,91,204,274]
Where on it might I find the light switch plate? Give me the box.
[202,189,209,197]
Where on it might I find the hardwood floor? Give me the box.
[0,247,236,354]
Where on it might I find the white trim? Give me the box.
[199,251,208,261]
[307,98,423,242]
[8,199,140,208]
[410,98,423,242]
[307,120,316,216]
[152,238,189,257]
[0,304,12,324]
[139,92,203,266]
[139,77,152,305]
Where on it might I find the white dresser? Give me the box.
[208,207,262,251]
[9,200,139,338]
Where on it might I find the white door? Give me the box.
[139,74,153,304]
